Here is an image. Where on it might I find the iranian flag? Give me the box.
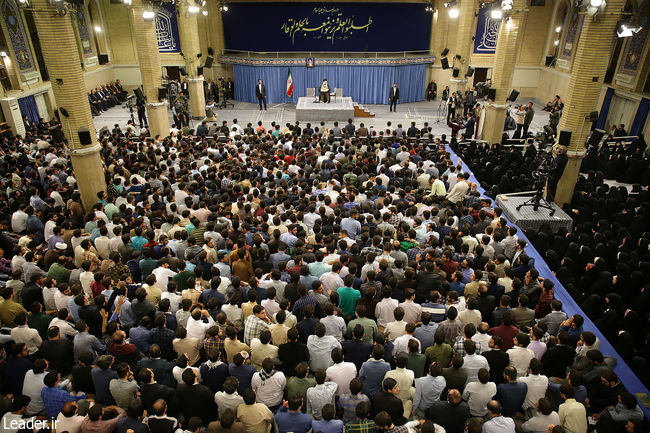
[286,68,294,97]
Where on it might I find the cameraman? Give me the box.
[548,106,561,134]
[547,144,568,201]
[136,98,147,129]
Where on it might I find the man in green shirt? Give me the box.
[347,305,378,344]
[424,330,453,370]
[27,302,53,339]
[338,275,361,317]
[285,361,316,413]
[47,256,71,284]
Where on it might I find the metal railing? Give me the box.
[221,49,434,59]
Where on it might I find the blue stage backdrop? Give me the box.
[155,2,181,53]
[234,64,427,105]
[223,3,431,52]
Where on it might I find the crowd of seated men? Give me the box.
[0,119,646,433]
[88,80,128,117]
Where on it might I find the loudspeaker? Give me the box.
[197,66,204,76]
[78,127,92,146]
[157,87,168,101]
[558,129,572,146]
[204,55,213,69]
[587,128,606,147]
[545,55,556,66]
[207,47,214,55]
[133,87,145,101]
[507,89,520,102]
[98,54,109,65]
[441,48,449,57]
[487,88,496,101]
[180,67,187,76]
[588,111,598,122]
[441,58,449,70]
[465,66,475,77]
[455,54,461,60]
[452,68,460,78]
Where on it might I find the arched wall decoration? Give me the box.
[618,3,649,76]
[474,6,501,54]
[75,4,95,57]
[559,7,583,60]
[155,2,180,53]
[0,0,34,72]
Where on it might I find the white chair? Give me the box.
[306,87,315,97]
[334,88,343,100]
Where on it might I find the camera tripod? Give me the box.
[434,98,448,125]
[516,178,556,215]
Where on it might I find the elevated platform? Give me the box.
[296,96,355,122]
[495,193,573,233]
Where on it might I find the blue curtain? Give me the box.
[596,87,614,130]
[18,95,39,124]
[630,97,650,136]
[233,64,427,105]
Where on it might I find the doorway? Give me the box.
[473,68,489,86]
[166,66,180,82]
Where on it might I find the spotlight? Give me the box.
[188,5,200,14]
[0,51,7,58]
[200,0,206,5]
[94,25,101,33]
[122,0,132,5]
[202,10,208,16]
[142,9,155,21]
[590,0,602,6]
[555,26,562,32]
[448,7,459,18]
[501,0,513,10]
[219,4,228,11]
[554,40,559,46]
[617,23,642,37]
[491,9,502,19]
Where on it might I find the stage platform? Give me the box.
[295,96,355,121]
[495,193,573,233]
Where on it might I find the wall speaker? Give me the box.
[588,111,598,122]
[441,48,449,57]
[545,55,556,66]
[133,87,145,101]
[157,87,168,101]
[98,54,109,65]
[207,47,214,55]
[587,128,606,147]
[455,54,461,60]
[180,67,187,76]
[487,88,496,101]
[507,89,520,102]
[441,58,449,70]
[465,67,475,77]
[204,55,213,69]
[197,66,204,76]
[452,68,460,78]
[558,129,572,146]
[78,127,92,146]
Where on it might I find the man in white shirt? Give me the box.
[398,290,422,324]
[250,330,279,371]
[521,398,560,433]
[11,312,42,355]
[471,322,492,354]
[22,359,48,416]
[56,401,86,433]
[307,323,341,371]
[462,368,496,417]
[325,348,357,396]
[517,358,549,415]
[185,309,215,343]
[482,400,516,433]
[251,358,286,408]
[393,323,420,356]
[152,260,177,291]
[461,340,490,384]
[506,333,536,378]
[319,263,344,294]
[446,172,470,204]
[375,288,398,331]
